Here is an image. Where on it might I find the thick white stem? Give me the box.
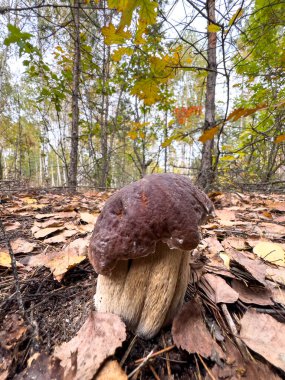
[94,242,190,339]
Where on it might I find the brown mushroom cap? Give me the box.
[89,173,214,275]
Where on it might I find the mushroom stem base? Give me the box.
[94,242,190,339]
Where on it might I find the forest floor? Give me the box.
[0,188,285,379]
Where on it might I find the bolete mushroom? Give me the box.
[88,173,214,339]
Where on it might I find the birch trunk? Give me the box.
[197,0,217,191]
[68,0,81,192]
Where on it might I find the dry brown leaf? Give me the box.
[44,234,66,244]
[200,274,239,304]
[0,314,28,380]
[265,201,285,212]
[14,352,64,380]
[78,224,94,233]
[79,212,99,224]
[0,251,11,268]
[271,287,285,305]
[253,242,285,266]
[203,236,224,255]
[172,297,224,359]
[11,238,36,254]
[259,222,285,238]
[41,219,64,229]
[230,250,267,286]
[240,309,285,371]
[266,267,285,286]
[4,221,21,231]
[246,237,272,248]
[215,209,236,221]
[231,279,273,306]
[35,213,55,220]
[96,360,127,380]
[223,236,248,251]
[34,227,64,239]
[54,211,78,219]
[25,238,88,281]
[209,337,282,380]
[54,312,126,380]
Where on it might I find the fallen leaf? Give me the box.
[231,279,273,306]
[265,201,285,212]
[219,252,230,269]
[24,238,88,281]
[259,222,285,238]
[41,219,64,229]
[96,360,127,380]
[209,337,282,380]
[266,267,285,286]
[240,309,285,371]
[80,212,99,224]
[54,312,126,380]
[215,209,237,226]
[54,211,78,219]
[0,251,11,268]
[34,227,64,239]
[14,352,64,380]
[4,221,21,231]
[11,238,37,254]
[203,236,224,255]
[200,274,239,304]
[35,213,55,220]
[172,297,224,359]
[223,236,248,251]
[21,197,37,204]
[44,234,66,244]
[230,250,267,286]
[271,287,285,305]
[0,314,28,379]
[253,242,285,266]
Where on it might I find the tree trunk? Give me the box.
[68,0,81,192]
[197,0,217,191]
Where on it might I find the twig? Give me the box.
[197,354,216,380]
[162,334,172,377]
[134,345,175,364]
[0,218,29,323]
[220,303,249,359]
[120,335,138,367]
[148,364,160,380]
[194,355,203,380]
[128,348,155,378]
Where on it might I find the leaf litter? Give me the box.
[0,189,285,379]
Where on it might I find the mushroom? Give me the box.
[88,173,214,339]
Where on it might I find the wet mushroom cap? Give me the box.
[89,173,214,275]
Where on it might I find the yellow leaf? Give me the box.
[161,137,173,148]
[208,24,221,32]
[128,130,138,140]
[139,0,158,24]
[102,23,132,45]
[275,134,285,143]
[253,242,285,266]
[111,47,133,62]
[108,0,129,11]
[198,126,219,143]
[22,197,37,204]
[130,77,160,105]
[134,21,147,44]
[0,251,11,268]
[219,252,230,269]
[229,8,243,26]
[220,155,235,161]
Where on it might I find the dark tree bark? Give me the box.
[68,0,81,192]
[196,0,217,191]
